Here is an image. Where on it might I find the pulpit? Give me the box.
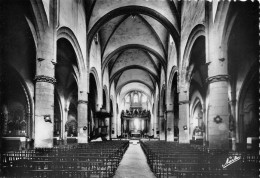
[95,109,112,140]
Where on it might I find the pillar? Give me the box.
[149,115,153,136]
[159,115,165,140]
[34,76,55,147]
[201,108,207,146]
[206,2,230,149]
[105,117,110,140]
[117,115,121,137]
[178,91,189,143]
[166,110,174,141]
[63,106,69,145]
[77,98,88,143]
[34,30,56,148]
[154,116,159,138]
[111,115,116,139]
[207,75,229,149]
[229,99,236,151]
[123,119,126,135]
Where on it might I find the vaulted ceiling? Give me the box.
[88,0,180,101]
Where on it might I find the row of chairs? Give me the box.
[1,140,129,178]
[140,141,259,178]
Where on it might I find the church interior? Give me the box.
[0,0,259,177]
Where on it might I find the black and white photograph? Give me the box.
[0,0,259,177]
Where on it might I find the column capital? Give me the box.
[34,75,56,84]
[179,100,189,105]
[206,75,229,84]
[78,100,88,105]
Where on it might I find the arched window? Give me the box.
[133,94,138,103]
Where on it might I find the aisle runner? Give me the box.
[114,144,156,178]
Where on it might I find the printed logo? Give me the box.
[222,155,241,169]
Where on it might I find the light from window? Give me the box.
[133,94,138,103]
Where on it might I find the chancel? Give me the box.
[0,0,259,177]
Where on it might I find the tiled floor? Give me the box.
[113,143,156,178]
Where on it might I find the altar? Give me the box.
[121,109,151,138]
[130,130,141,137]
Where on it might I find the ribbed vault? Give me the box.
[88,0,180,106]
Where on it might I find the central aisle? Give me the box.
[113,143,156,178]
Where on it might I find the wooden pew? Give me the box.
[1,140,129,178]
[140,140,259,178]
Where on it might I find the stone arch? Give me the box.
[168,70,179,141]
[88,5,180,57]
[25,16,38,49]
[88,72,99,140]
[110,65,159,85]
[1,65,34,138]
[181,24,205,84]
[237,63,258,146]
[102,44,166,75]
[159,84,166,112]
[29,0,48,36]
[102,85,109,111]
[57,27,85,74]
[214,1,232,45]
[109,96,114,114]
[184,29,207,102]
[89,67,101,100]
[159,84,166,139]
[54,89,63,138]
[189,97,204,141]
[167,66,178,105]
[190,91,204,118]
[116,81,154,95]
[221,11,238,50]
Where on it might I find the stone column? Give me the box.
[146,119,149,135]
[63,106,69,145]
[111,116,116,139]
[34,76,55,148]
[207,75,229,149]
[154,115,159,138]
[159,115,165,140]
[201,108,207,146]
[77,98,88,143]
[166,109,174,141]
[178,91,189,143]
[123,119,126,135]
[34,29,56,148]
[229,99,236,151]
[206,5,230,149]
[105,117,110,140]
[117,115,121,137]
[149,115,153,136]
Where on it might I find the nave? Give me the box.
[0,0,259,177]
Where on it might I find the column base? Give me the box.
[208,134,229,149]
[77,132,88,143]
[35,116,53,148]
[167,131,174,141]
[160,133,166,140]
[179,130,189,143]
